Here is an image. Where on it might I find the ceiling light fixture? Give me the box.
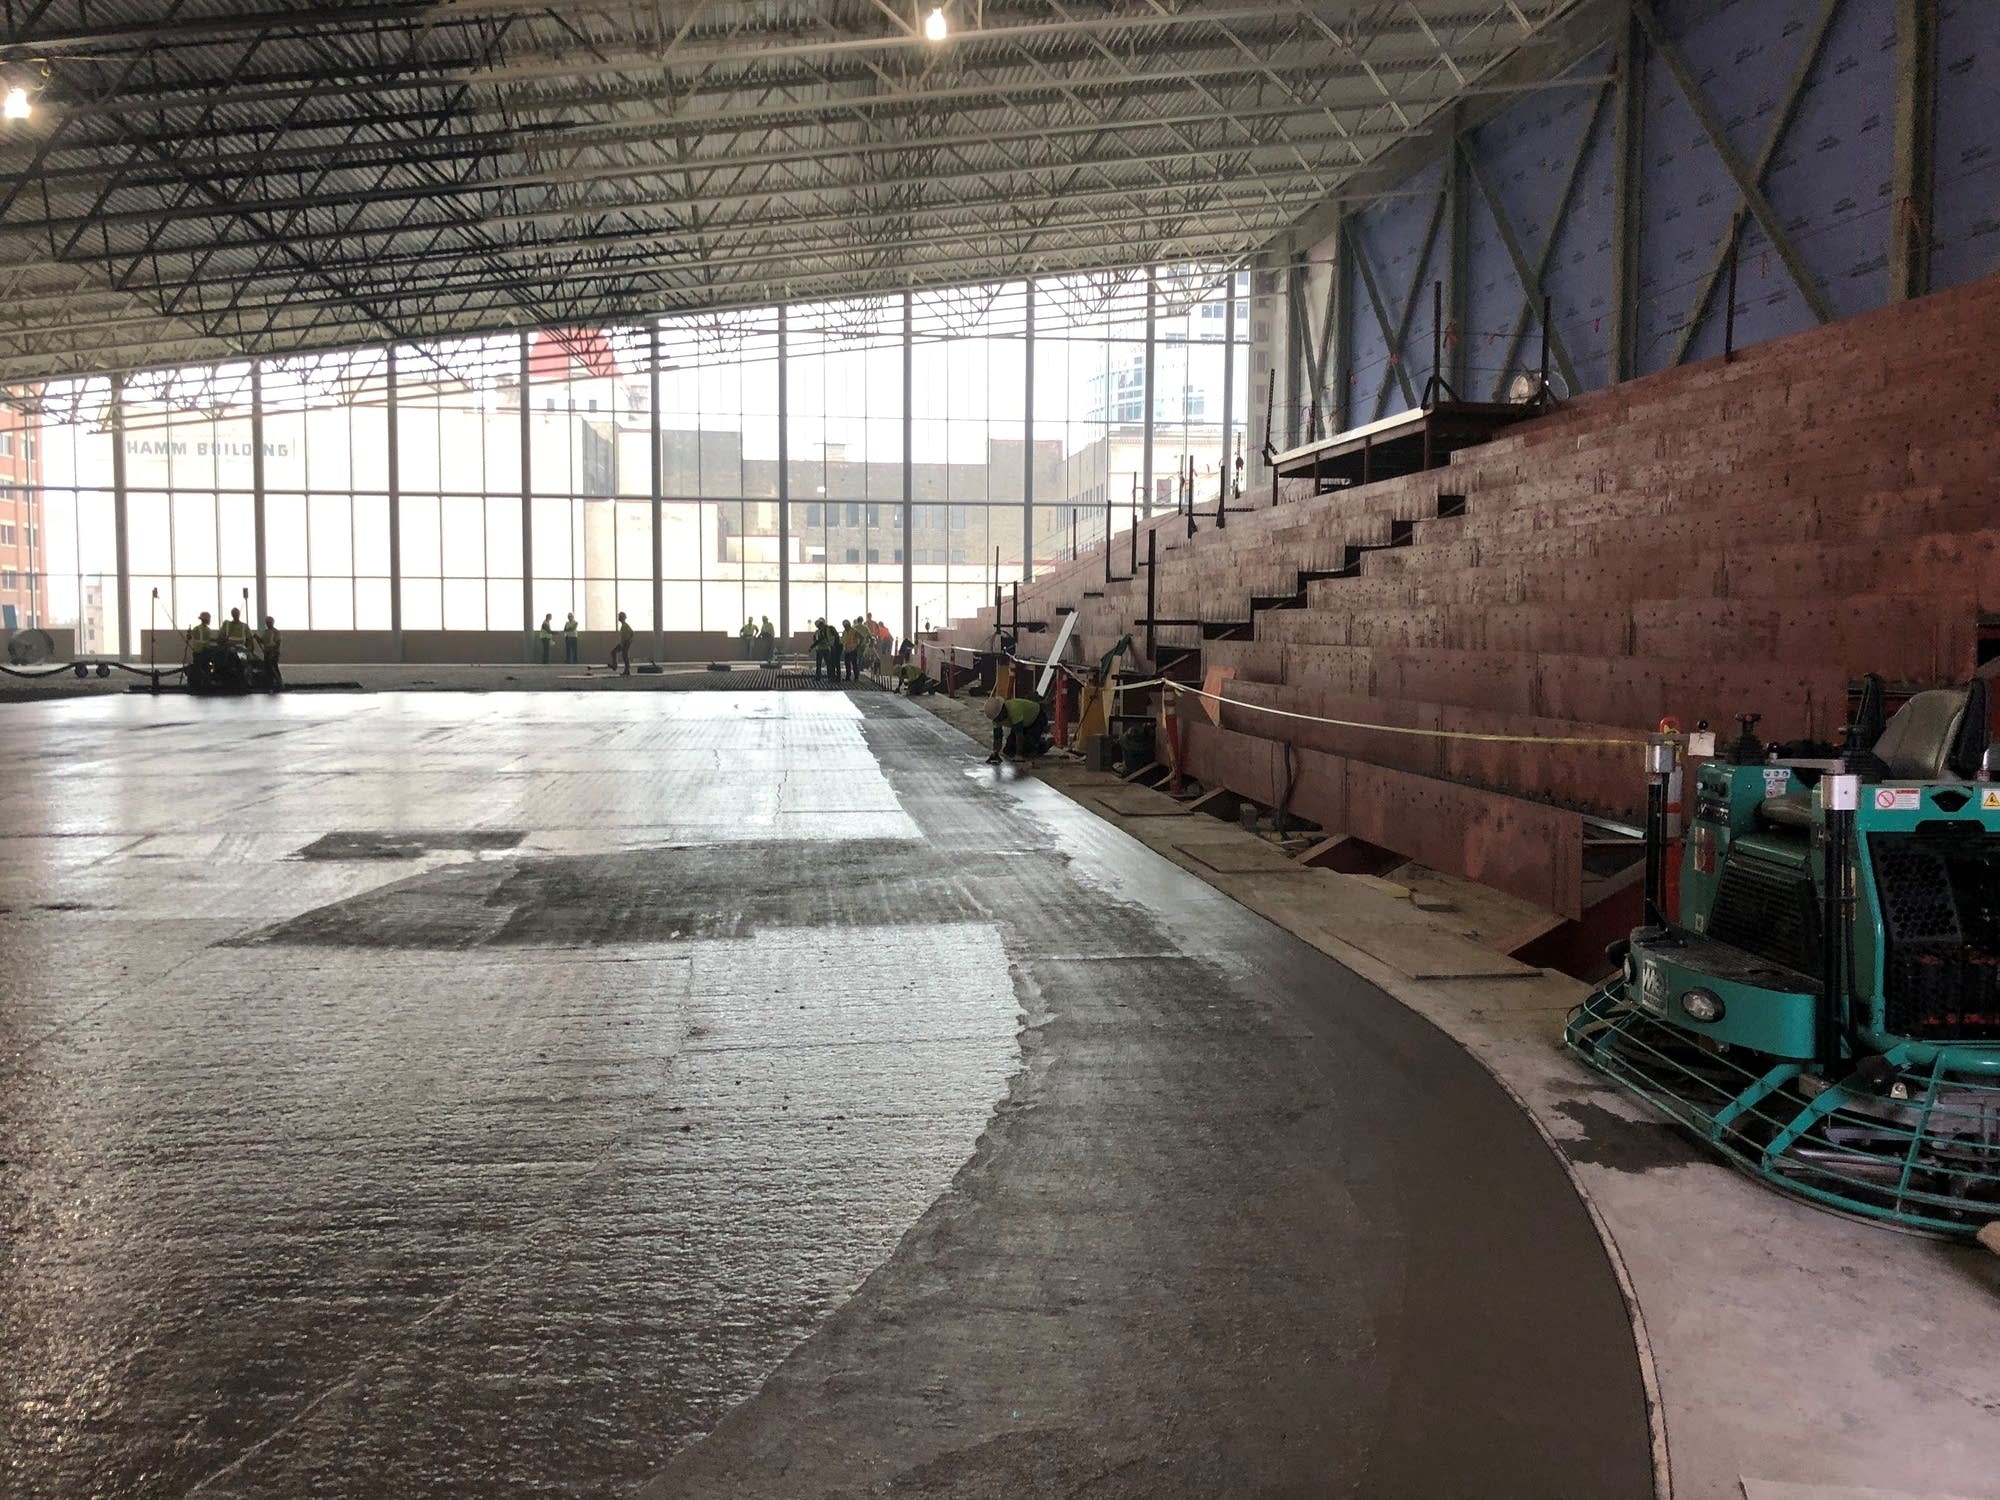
[3,87,29,121]
[923,6,948,42]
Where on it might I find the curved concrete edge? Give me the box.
[906,696,1673,1499]
[1285,929,1674,1500]
[910,697,2000,1500]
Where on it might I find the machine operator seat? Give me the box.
[1755,687,1973,833]
[1869,687,1970,780]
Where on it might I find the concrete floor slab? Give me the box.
[0,690,1653,1498]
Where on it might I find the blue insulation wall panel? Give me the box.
[1648,0,1893,367]
[1631,0,1893,370]
[1326,0,1995,404]
[1346,160,1444,418]
[1464,51,1615,397]
[1935,0,2000,290]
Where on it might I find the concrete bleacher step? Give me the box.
[929,273,2000,929]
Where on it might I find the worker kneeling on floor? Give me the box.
[984,694,1049,764]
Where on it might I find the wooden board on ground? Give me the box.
[1090,788,1193,817]
[1173,841,1309,875]
[1241,877,1542,981]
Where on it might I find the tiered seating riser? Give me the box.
[1205,681,1642,815]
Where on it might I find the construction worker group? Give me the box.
[738,616,778,663]
[529,609,633,674]
[536,612,580,664]
[807,613,892,683]
[182,606,282,688]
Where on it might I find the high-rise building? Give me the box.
[0,400,44,630]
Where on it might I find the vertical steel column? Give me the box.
[1022,280,1035,581]
[1310,246,1339,440]
[650,320,664,658]
[111,372,129,658]
[1220,273,1236,504]
[1141,267,1156,517]
[1890,0,1937,302]
[387,344,403,662]
[1144,527,1156,664]
[518,332,532,660]
[1283,248,1306,445]
[1446,111,1470,397]
[1610,4,1645,383]
[250,363,267,625]
[1332,222,1353,432]
[777,305,790,640]
[901,291,914,645]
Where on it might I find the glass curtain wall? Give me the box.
[35,379,116,653]
[261,350,392,634]
[6,261,1236,653]
[786,296,905,632]
[1032,269,1152,569]
[658,308,781,634]
[394,335,521,631]
[1154,266,1249,519]
[909,282,1029,632]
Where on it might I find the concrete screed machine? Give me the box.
[1566,678,2000,1242]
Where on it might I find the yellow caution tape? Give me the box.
[1164,682,1642,748]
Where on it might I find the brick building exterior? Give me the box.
[0,402,43,630]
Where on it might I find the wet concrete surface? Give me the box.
[0,690,1653,1497]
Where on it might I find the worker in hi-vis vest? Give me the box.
[221,608,250,650]
[184,611,215,662]
[983,695,1049,764]
[255,617,282,691]
[563,612,579,664]
[537,613,554,664]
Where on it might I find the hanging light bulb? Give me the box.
[923,6,948,42]
[3,87,29,121]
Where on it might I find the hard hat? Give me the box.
[983,698,1005,721]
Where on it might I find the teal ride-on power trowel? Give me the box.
[1566,678,2000,1240]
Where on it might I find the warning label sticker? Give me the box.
[1873,787,1921,812]
[1983,789,2000,810]
[1761,768,1791,798]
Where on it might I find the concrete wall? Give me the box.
[136,629,804,665]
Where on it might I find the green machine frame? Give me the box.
[1566,705,2000,1238]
